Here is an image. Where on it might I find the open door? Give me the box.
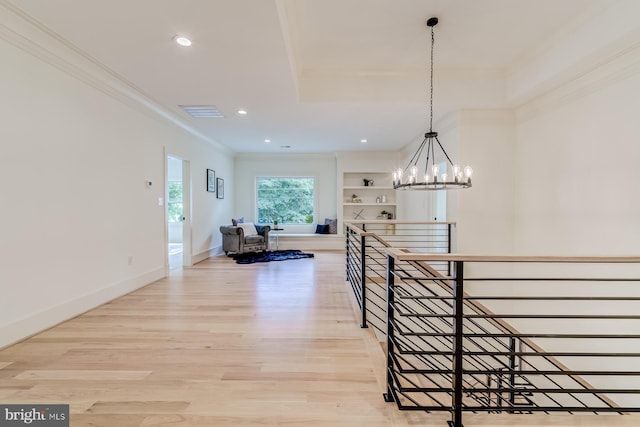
[166,154,192,270]
[181,159,192,267]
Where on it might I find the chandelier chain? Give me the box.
[429,24,434,132]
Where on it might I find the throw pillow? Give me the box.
[315,223,330,234]
[238,222,258,236]
[231,216,245,226]
[324,218,337,234]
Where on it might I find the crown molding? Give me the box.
[0,1,233,155]
[516,43,640,123]
[457,109,515,126]
[507,0,640,109]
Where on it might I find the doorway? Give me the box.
[435,187,447,221]
[166,155,192,270]
[434,161,447,221]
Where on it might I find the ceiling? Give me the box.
[6,0,609,153]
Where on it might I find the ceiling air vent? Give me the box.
[180,105,224,118]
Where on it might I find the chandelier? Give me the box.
[393,17,473,190]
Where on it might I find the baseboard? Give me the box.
[0,267,165,349]
[191,245,221,264]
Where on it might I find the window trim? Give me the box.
[255,176,317,227]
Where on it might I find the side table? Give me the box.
[271,227,284,250]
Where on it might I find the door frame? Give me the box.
[164,149,192,272]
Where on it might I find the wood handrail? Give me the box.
[386,248,640,263]
[345,220,456,225]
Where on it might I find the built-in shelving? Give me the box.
[342,172,397,221]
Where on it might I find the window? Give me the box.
[167,181,183,222]
[257,177,315,224]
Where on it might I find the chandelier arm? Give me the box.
[434,136,455,167]
[431,137,436,168]
[424,137,432,178]
[403,136,428,174]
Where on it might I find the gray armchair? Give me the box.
[220,224,270,255]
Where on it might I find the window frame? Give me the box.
[255,176,317,227]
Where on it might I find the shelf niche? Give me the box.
[343,172,396,221]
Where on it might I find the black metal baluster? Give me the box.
[384,254,396,403]
[447,223,452,276]
[449,261,464,427]
[508,337,517,412]
[361,234,368,328]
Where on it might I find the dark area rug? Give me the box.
[231,250,314,264]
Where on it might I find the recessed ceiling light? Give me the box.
[237,109,247,115]
[173,35,192,47]
[280,145,291,149]
[360,139,368,144]
[264,139,271,143]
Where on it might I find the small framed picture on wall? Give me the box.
[216,178,224,199]
[207,169,215,193]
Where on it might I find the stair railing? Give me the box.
[345,221,453,334]
[383,249,640,427]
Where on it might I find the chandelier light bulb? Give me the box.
[441,173,448,182]
[431,164,439,179]
[464,166,473,178]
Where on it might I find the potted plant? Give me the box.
[381,210,393,219]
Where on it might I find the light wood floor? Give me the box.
[1,251,638,426]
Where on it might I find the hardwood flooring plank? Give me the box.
[14,370,152,381]
[87,400,190,413]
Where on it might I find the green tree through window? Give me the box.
[168,181,183,222]
[257,177,315,224]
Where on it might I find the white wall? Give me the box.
[234,153,337,233]
[452,110,516,254]
[0,19,233,347]
[513,51,640,256]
